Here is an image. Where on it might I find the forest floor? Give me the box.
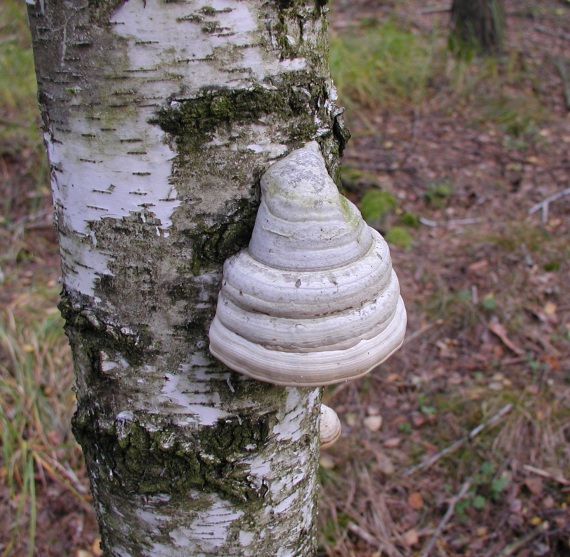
[0,0,569,556]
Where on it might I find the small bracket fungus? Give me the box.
[209,141,407,387]
[319,404,341,449]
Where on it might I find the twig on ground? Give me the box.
[347,523,404,557]
[347,523,377,546]
[524,464,570,486]
[528,187,570,223]
[419,217,438,227]
[420,5,451,15]
[447,218,484,227]
[405,403,514,476]
[556,57,570,112]
[496,524,547,557]
[419,480,471,557]
[488,319,525,356]
[419,217,485,228]
[402,319,444,347]
[534,24,570,41]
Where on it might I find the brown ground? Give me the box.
[318,1,570,556]
[1,0,569,555]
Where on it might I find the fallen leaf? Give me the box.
[319,455,335,470]
[411,412,428,428]
[467,259,489,273]
[383,437,402,448]
[543,301,557,317]
[344,412,358,427]
[402,529,419,547]
[524,477,543,495]
[448,372,464,385]
[364,415,383,432]
[542,355,561,370]
[488,318,524,355]
[376,453,395,475]
[408,492,423,510]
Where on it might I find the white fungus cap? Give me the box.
[209,142,407,387]
[319,404,341,449]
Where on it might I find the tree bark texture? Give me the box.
[450,0,505,56]
[27,0,348,555]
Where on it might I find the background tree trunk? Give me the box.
[450,0,505,57]
[27,0,347,554]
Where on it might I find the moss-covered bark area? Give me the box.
[153,74,348,204]
[272,0,328,66]
[269,0,351,183]
[73,393,276,503]
[184,198,259,275]
[59,295,153,365]
[153,78,326,153]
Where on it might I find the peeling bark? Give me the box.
[27,0,346,555]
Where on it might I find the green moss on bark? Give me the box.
[88,0,128,26]
[58,292,153,366]
[151,76,329,153]
[184,197,259,275]
[73,403,277,505]
[273,0,329,67]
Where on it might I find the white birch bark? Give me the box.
[27,0,348,555]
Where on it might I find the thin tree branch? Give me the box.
[556,56,570,112]
[420,6,452,15]
[496,524,548,557]
[528,187,570,223]
[405,403,513,476]
[419,480,471,557]
[523,464,570,486]
[534,24,570,41]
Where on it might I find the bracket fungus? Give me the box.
[319,404,342,449]
[209,141,407,388]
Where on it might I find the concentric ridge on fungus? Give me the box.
[209,142,407,386]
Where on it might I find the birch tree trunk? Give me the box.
[27,0,348,555]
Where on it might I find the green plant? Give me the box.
[340,166,380,191]
[456,461,510,520]
[385,226,413,249]
[329,20,434,109]
[478,93,544,137]
[360,190,397,226]
[425,180,453,208]
[401,212,421,228]
[480,294,497,310]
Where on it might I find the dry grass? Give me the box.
[0,2,96,554]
